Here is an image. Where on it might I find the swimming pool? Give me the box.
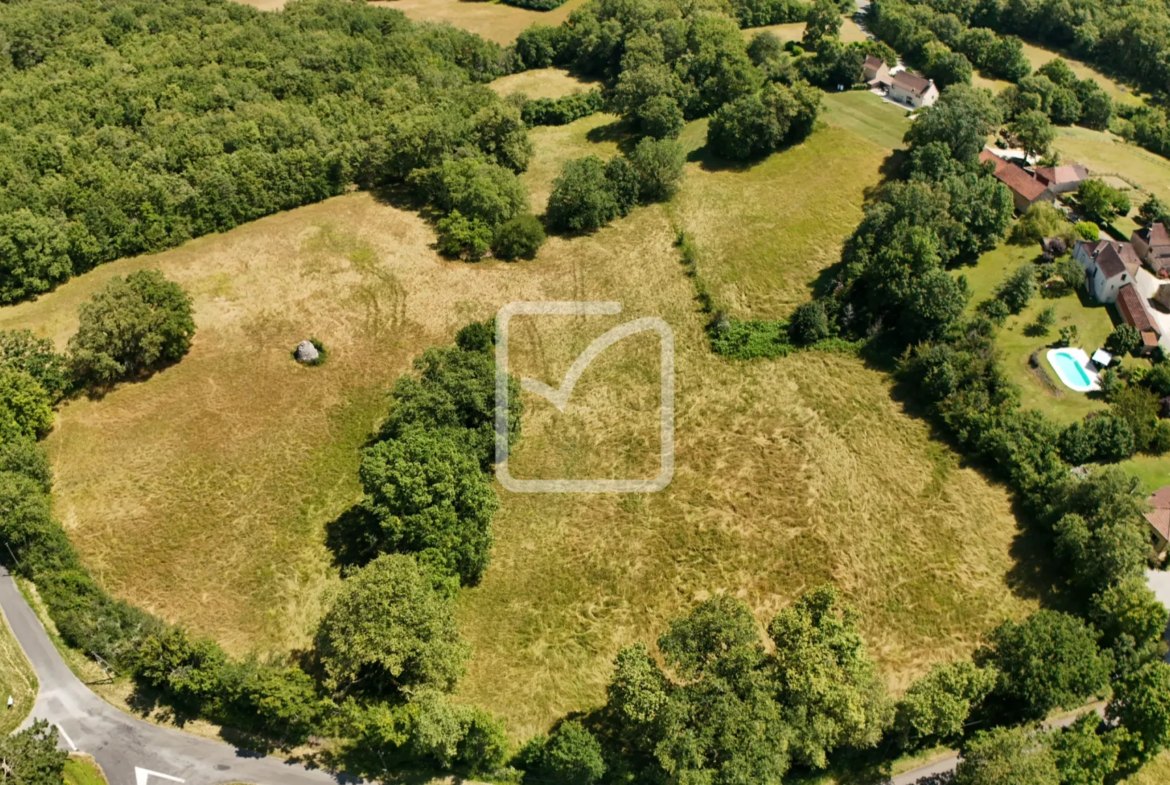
[1046,348,1100,393]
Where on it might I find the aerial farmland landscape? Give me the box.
[1,0,1170,783]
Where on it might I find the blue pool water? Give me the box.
[1052,351,1091,386]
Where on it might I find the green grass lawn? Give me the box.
[673,121,895,319]
[63,756,108,785]
[822,90,913,151]
[1054,127,1170,207]
[959,242,1114,425]
[0,609,36,736]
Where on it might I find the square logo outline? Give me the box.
[494,301,675,493]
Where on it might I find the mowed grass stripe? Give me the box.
[822,90,913,151]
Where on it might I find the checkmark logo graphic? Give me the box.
[494,301,675,494]
[521,317,667,413]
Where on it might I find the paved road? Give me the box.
[889,706,1107,784]
[0,567,364,785]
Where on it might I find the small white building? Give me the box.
[862,55,891,88]
[886,71,939,109]
[1074,239,1140,304]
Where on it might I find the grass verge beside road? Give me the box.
[0,608,35,736]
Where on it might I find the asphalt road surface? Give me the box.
[0,567,364,785]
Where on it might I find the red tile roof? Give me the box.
[993,162,1049,202]
[1146,486,1170,541]
[979,149,1008,173]
[1118,283,1159,337]
[1034,164,1088,187]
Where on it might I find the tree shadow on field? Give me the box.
[881,367,1067,609]
[324,503,382,571]
[585,118,637,152]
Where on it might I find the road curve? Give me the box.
[0,567,365,785]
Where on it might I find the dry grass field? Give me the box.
[0,88,1034,738]
[234,0,589,44]
[489,67,596,100]
[742,18,870,45]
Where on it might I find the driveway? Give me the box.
[0,567,365,785]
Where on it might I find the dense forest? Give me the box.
[0,0,518,303]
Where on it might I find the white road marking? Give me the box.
[135,767,185,785]
[56,725,77,751]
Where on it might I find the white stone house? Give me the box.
[887,71,939,109]
[1075,239,1140,303]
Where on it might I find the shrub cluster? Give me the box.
[0,0,515,304]
[519,89,604,126]
[546,139,685,233]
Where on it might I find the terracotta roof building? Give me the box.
[1033,164,1089,194]
[980,150,1054,213]
[1117,282,1160,353]
[1132,222,1170,278]
[1145,486,1170,554]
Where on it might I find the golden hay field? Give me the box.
[488,67,596,100]
[0,97,1037,737]
[234,0,589,44]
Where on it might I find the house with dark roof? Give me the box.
[1033,164,1089,194]
[980,150,1054,213]
[862,55,891,87]
[1145,486,1170,555]
[887,71,938,109]
[1117,283,1161,354]
[1132,222,1170,278]
[1074,239,1140,303]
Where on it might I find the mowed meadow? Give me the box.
[0,70,1034,737]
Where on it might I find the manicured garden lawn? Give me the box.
[959,243,1114,425]
[1117,454,1170,494]
[822,90,912,151]
[1123,752,1170,784]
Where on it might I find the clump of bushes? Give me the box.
[67,270,195,386]
[706,80,821,161]
[546,140,686,234]
[520,90,604,126]
[492,215,546,261]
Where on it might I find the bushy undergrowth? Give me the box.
[520,89,604,127]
